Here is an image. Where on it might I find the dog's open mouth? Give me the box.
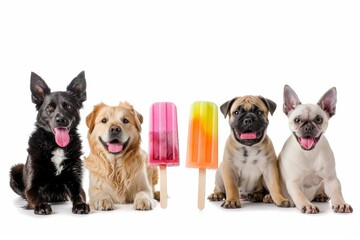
[99,137,129,154]
[53,127,70,148]
[234,130,263,146]
[239,132,257,140]
[294,133,321,150]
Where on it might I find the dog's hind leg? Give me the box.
[9,164,26,199]
[313,193,330,202]
[207,167,226,201]
[247,189,267,203]
[312,184,330,202]
[263,194,274,204]
[153,191,160,201]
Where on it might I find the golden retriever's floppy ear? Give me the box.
[133,110,143,132]
[121,101,143,132]
[136,111,143,124]
[86,103,106,133]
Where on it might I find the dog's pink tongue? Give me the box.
[240,132,257,140]
[54,128,70,147]
[300,137,315,149]
[107,143,123,153]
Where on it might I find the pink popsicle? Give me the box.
[149,102,179,208]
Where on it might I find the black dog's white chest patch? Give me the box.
[51,148,66,175]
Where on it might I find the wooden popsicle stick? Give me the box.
[160,165,167,209]
[198,168,206,210]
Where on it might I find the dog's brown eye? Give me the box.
[294,118,301,124]
[234,110,240,115]
[47,105,54,113]
[101,118,107,123]
[256,110,263,115]
[122,118,129,124]
[64,103,73,110]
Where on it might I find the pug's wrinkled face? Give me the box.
[221,96,276,146]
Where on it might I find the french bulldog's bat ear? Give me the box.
[283,85,301,115]
[220,97,238,118]
[67,71,87,105]
[121,101,143,131]
[259,96,277,116]
[317,87,337,118]
[30,72,51,109]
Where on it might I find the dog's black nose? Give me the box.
[243,117,253,126]
[55,114,68,126]
[304,122,314,132]
[110,125,121,134]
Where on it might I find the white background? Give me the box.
[0,0,359,238]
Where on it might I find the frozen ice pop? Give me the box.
[186,101,218,210]
[149,102,179,208]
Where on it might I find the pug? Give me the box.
[208,95,290,208]
[278,85,353,214]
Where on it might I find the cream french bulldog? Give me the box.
[278,85,353,214]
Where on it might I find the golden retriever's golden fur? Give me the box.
[84,102,159,210]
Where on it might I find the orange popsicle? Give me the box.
[186,101,218,210]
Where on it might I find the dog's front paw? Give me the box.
[134,197,155,211]
[34,203,52,215]
[277,199,292,208]
[264,194,293,207]
[301,204,319,214]
[92,199,114,211]
[273,197,292,208]
[332,204,353,213]
[208,192,226,201]
[221,199,241,209]
[72,202,90,214]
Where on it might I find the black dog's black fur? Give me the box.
[9,71,90,215]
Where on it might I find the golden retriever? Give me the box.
[84,102,159,210]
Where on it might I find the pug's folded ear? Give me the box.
[220,97,238,118]
[259,96,277,116]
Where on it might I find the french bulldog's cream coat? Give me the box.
[278,85,353,213]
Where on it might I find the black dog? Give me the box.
[10,71,90,215]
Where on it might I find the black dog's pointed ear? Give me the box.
[220,97,238,118]
[30,72,51,109]
[259,96,277,116]
[67,71,87,104]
